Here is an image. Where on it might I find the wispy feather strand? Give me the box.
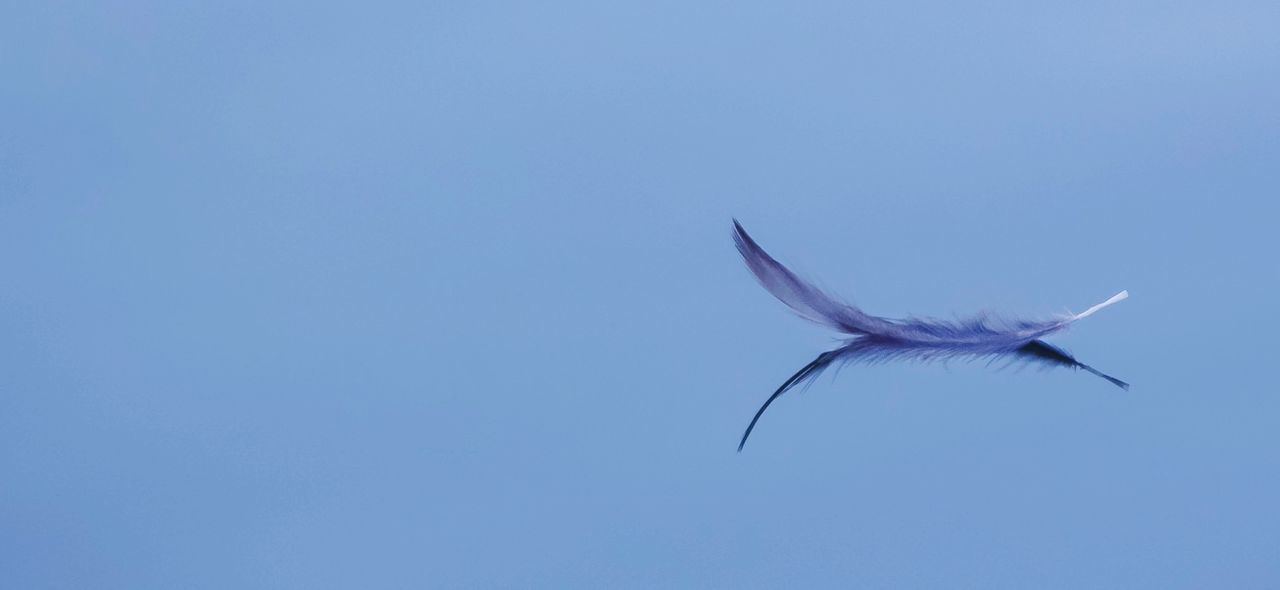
[733,219,1129,451]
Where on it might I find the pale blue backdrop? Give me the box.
[3,1,1278,588]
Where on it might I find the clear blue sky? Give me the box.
[3,1,1278,588]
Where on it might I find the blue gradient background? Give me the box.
[3,1,1278,587]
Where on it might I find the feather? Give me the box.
[733,219,1129,451]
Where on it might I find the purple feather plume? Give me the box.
[733,220,1129,451]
